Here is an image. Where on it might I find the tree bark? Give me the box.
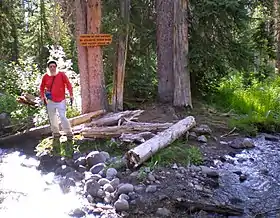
[156,0,174,102]
[112,0,130,111]
[274,0,280,73]
[156,0,192,107]
[126,116,196,168]
[173,0,192,107]
[75,0,90,113]
[87,0,108,111]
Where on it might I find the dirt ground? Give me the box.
[121,100,244,218]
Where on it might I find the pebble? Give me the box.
[156,207,171,217]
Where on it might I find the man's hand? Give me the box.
[41,97,47,106]
[70,96,74,106]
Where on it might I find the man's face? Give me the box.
[48,64,57,73]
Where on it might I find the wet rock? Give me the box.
[77,165,87,173]
[134,185,145,193]
[69,208,86,217]
[86,151,107,168]
[147,173,156,182]
[198,135,208,143]
[175,172,184,179]
[55,165,74,176]
[239,174,247,182]
[156,207,171,217]
[192,124,212,136]
[106,168,118,180]
[110,178,120,189]
[263,133,279,142]
[118,183,134,195]
[114,199,129,212]
[65,170,84,182]
[220,141,229,145]
[98,178,110,186]
[85,179,101,197]
[230,138,255,149]
[200,166,219,178]
[129,171,139,178]
[90,163,105,174]
[38,154,60,171]
[158,194,169,201]
[128,192,138,200]
[189,165,201,172]
[59,177,75,193]
[97,189,105,198]
[103,183,114,193]
[146,185,157,193]
[100,151,110,161]
[74,157,86,167]
[119,193,130,201]
[171,163,178,169]
[187,131,197,140]
[72,151,83,160]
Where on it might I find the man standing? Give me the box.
[40,60,74,139]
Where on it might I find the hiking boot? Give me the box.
[52,133,61,139]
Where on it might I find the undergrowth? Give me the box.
[209,73,280,135]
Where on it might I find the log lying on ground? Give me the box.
[88,110,144,127]
[119,132,156,143]
[175,199,243,216]
[16,93,40,108]
[0,110,105,145]
[125,116,196,168]
[81,122,173,138]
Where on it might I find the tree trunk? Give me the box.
[75,0,90,113]
[274,0,280,73]
[156,0,192,107]
[156,0,174,103]
[112,0,130,111]
[126,116,196,168]
[87,0,108,111]
[173,0,192,107]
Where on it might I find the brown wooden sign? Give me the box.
[79,34,113,47]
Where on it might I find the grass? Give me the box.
[209,73,280,135]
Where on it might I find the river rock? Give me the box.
[156,207,171,217]
[90,163,105,174]
[106,168,118,180]
[77,165,87,173]
[86,151,107,168]
[103,183,114,193]
[119,193,130,201]
[191,124,212,136]
[118,183,134,195]
[59,177,75,193]
[114,199,129,212]
[230,138,255,149]
[263,133,279,142]
[98,178,110,186]
[55,165,74,176]
[0,112,11,128]
[85,179,101,197]
[65,170,84,182]
[69,208,86,217]
[74,157,86,167]
[198,135,208,143]
[110,178,120,189]
[146,185,157,193]
[187,131,197,140]
[200,166,219,178]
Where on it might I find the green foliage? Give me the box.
[209,73,280,135]
[0,94,18,114]
[147,140,203,167]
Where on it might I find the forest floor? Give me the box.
[119,100,246,218]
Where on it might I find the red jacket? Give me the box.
[40,72,73,102]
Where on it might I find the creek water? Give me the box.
[1,134,280,217]
[213,134,280,217]
[0,149,87,218]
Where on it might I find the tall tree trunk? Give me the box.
[156,0,174,103]
[75,0,90,113]
[112,0,130,111]
[87,0,108,111]
[274,0,280,73]
[156,0,192,107]
[173,0,192,107]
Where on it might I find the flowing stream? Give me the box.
[1,133,280,217]
[0,148,87,218]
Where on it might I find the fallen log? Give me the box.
[125,116,196,168]
[81,122,173,138]
[88,110,144,127]
[119,132,156,143]
[0,110,105,145]
[175,199,243,216]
